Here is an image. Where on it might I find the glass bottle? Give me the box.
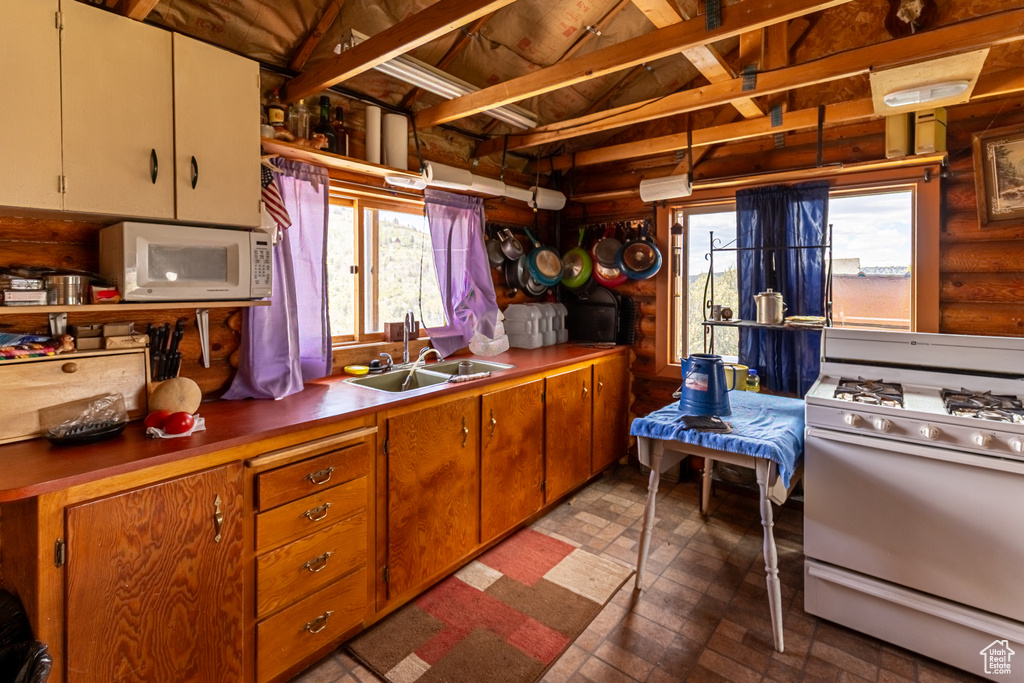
[266,88,285,129]
[332,106,350,157]
[747,368,760,392]
[289,98,310,139]
[314,96,339,154]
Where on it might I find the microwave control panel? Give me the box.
[251,238,273,298]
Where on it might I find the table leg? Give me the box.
[701,457,713,517]
[635,438,662,591]
[756,459,784,653]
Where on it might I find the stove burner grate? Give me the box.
[834,377,904,408]
[942,389,1024,422]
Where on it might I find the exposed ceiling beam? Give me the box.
[476,7,1024,155]
[289,0,346,72]
[631,0,764,118]
[415,0,851,128]
[400,13,495,108]
[548,67,1024,172]
[121,0,160,20]
[284,0,516,103]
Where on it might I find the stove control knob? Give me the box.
[1010,438,1024,455]
[919,425,941,441]
[843,413,862,427]
[971,432,993,448]
[873,418,892,433]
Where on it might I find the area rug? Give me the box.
[348,528,634,683]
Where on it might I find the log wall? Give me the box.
[565,95,1024,415]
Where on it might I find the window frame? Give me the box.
[327,189,433,346]
[653,165,941,381]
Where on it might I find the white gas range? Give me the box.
[803,329,1024,680]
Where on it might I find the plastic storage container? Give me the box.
[532,303,557,346]
[504,304,540,336]
[551,303,568,344]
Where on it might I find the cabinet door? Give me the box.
[60,0,174,218]
[386,396,480,599]
[173,34,261,227]
[592,354,630,473]
[481,379,544,543]
[545,366,592,502]
[66,464,244,682]
[0,0,63,210]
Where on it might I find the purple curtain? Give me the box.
[424,190,499,357]
[223,159,331,400]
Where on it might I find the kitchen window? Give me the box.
[657,167,941,378]
[326,194,447,344]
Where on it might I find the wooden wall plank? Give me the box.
[941,303,1024,336]
[941,272,1024,303]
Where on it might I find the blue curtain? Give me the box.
[737,182,828,397]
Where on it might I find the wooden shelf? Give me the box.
[0,300,269,316]
[260,138,420,180]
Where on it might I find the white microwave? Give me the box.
[99,222,272,301]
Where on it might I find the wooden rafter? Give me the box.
[415,0,851,129]
[284,0,516,103]
[632,0,764,119]
[546,67,1024,173]
[289,0,346,72]
[121,0,160,20]
[400,13,495,109]
[475,7,1024,155]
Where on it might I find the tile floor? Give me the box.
[292,465,983,683]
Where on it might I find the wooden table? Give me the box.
[633,416,803,653]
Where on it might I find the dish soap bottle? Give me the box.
[747,368,760,392]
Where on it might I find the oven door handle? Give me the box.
[806,427,1024,476]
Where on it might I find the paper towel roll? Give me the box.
[503,185,534,203]
[365,106,381,164]
[422,162,473,191]
[382,113,408,170]
[529,186,567,211]
[470,175,506,196]
[638,174,692,202]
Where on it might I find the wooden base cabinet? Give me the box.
[65,464,245,683]
[592,354,630,473]
[544,366,593,503]
[383,396,480,602]
[481,379,545,544]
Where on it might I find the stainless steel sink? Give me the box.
[424,359,514,375]
[345,368,450,393]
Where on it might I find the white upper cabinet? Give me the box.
[174,34,261,227]
[0,0,64,211]
[60,0,175,219]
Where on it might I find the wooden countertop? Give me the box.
[0,345,627,503]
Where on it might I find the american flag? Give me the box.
[261,165,291,230]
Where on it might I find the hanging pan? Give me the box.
[486,226,506,266]
[618,221,662,280]
[523,227,562,287]
[592,224,623,269]
[504,254,529,291]
[593,262,628,287]
[561,228,593,290]
[498,228,524,260]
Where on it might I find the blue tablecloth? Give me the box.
[630,391,805,488]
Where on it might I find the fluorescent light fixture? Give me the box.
[883,81,969,108]
[339,29,538,129]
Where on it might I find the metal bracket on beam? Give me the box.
[742,64,758,91]
[705,0,722,31]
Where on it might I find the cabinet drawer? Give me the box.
[256,475,366,553]
[0,349,147,444]
[257,566,366,683]
[257,441,370,511]
[257,510,366,618]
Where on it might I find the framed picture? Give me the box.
[973,124,1024,227]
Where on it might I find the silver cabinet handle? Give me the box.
[302,502,331,522]
[302,551,334,573]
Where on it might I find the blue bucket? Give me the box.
[678,354,735,416]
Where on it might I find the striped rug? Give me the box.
[348,528,634,683]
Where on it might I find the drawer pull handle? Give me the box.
[302,502,331,522]
[302,611,334,634]
[213,494,223,543]
[302,551,334,573]
[62,362,79,374]
[305,467,334,486]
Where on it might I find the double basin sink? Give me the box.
[345,359,514,394]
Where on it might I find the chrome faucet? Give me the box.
[400,346,445,392]
[402,310,415,364]
[379,353,394,372]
